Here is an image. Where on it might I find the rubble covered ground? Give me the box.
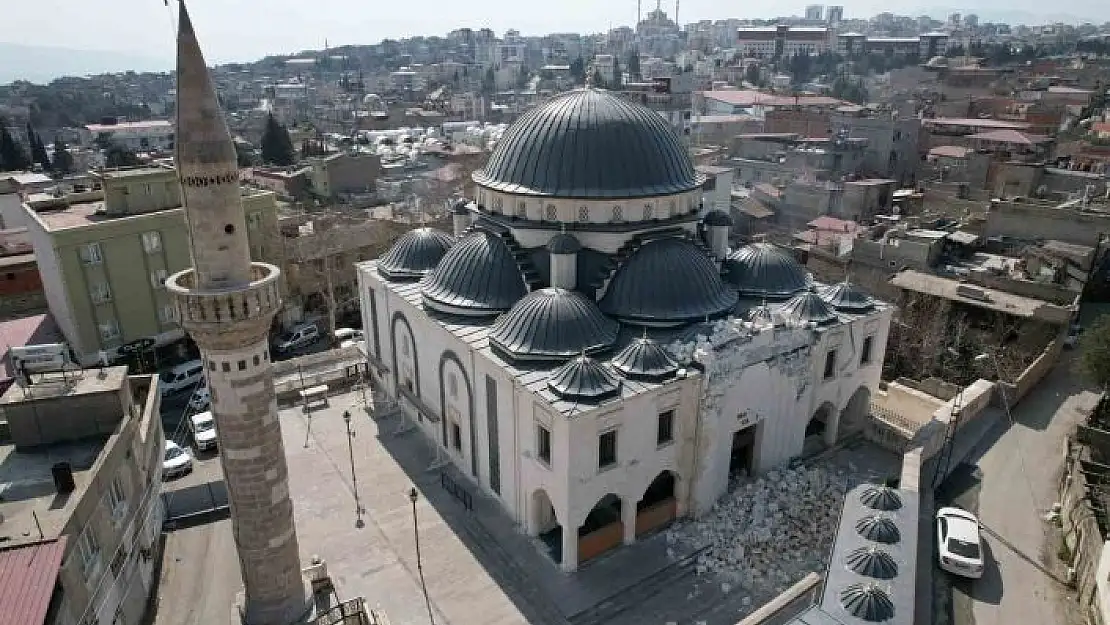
[662,444,901,619]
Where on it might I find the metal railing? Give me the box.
[440,470,473,512]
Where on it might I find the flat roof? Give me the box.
[32,200,177,231]
[0,314,62,382]
[1,173,52,186]
[890,270,1073,323]
[923,117,1031,130]
[0,538,68,625]
[84,120,172,132]
[98,166,174,180]
[0,438,106,545]
[0,253,35,269]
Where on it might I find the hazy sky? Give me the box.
[4,0,1109,64]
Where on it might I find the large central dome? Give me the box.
[473,89,703,199]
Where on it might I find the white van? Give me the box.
[159,360,205,396]
[189,411,218,451]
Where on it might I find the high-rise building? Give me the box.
[166,4,309,623]
[826,5,844,25]
[805,4,823,21]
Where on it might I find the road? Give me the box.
[938,352,1097,625]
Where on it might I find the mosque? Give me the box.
[355,89,892,572]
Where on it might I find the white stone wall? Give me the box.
[475,187,703,228]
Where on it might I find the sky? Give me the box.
[3,0,1109,69]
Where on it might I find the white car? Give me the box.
[188,386,210,412]
[189,411,218,451]
[162,440,194,479]
[937,506,985,578]
[333,327,363,343]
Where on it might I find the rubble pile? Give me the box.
[667,464,852,600]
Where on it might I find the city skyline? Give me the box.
[1,0,1107,80]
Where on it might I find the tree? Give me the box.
[0,118,31,172]
[27,122,50,170]
[105,145,141,167]
[234,141,258,167]
[260,113,295,166]
[569,57,586,83]
[51,137,74,174]
[1080,315,1110,389]
[744,63,761,86]
[481,67,496,96]
[627,52,641,81]
[591,68,605,88]
[612,59,623,89]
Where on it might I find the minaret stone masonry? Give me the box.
[165,4,309,624]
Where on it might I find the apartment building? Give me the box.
[0,367,163,625]
[21,167,280,365]
[80,120,175,152]
[736,26,831,58]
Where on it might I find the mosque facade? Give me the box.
[356,89,892,571]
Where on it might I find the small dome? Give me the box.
[820,279,876,312]
[421,230,528,316]
[778,287,838,325]
[856,514,901,544]
[860,485,903,511]
[474,89,703,200]
[724,243,809,298]
[703,209,733,227]
[489,288,619,361]
[609,334,680,380]
[839,583,895,622]
[548,354,622,400]
[845,546,899,580]
[546,232,582,255]
[600,237,738,325]
[377,227,455,280]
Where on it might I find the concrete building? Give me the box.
[21,167,279,366]
[736,26,831,58]
[306,151,381,200]
[830,108,920,184]
[164,5,309,623]
[805,5,824,21]
[0,367,163,625]
[80,120,175,152]
[356,89,893,572]
[826,5,844,25]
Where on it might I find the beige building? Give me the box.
[0,367,163,625]
[21,167,280,365]
[306,151,380,200]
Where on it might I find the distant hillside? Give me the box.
[0,43,171,85]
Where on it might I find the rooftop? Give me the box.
[0,538,67,625]
[703,90,845,108]
[890,270,1074,324]
[84,120,172,133]
[923,117,1031,131]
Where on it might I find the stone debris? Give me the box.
[666,464,855,603]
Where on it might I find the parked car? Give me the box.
[189,411,218,451]
[936,506,985,578]
[275,324,321,353]
[335,327,364,349]
[160,360,205,396]
[162,440,194,479]
[188,386,210,412]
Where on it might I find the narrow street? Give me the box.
[938,352,1098,625]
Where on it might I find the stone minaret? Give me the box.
[166,4,309,623]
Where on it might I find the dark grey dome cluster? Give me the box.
[839,583,895,622]
[609,334,680,380]
[548,354,622,400]
[820,279,877,312]
[860,485,903,512]
[856,514,901,544]
[489,288,619,361]
[378,227,455,280]
[600,237,738,325]
[845,546,899,580]
[778,287,838,325]
[724,242,809,298]
[421,230,527,316]
[473,89,704,200]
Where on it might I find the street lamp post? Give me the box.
[343,410,364,528]
[409,487,436,625]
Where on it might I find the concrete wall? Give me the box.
[984,201,1110,248]
[1061,437,1109,625]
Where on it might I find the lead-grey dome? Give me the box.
[845,546,899,580]
[609,334,680,380]
[839,583,895,622]
[860,485,903,511]
[377,227,455,280]
[548,354,622,400]
[778,287,838,325]
[856,514,901,544]
[489,288,619,361]
[820,279,876,312]
[547,232,582,255]
[421,230,528,316]
[600,237,738,325]
[724,242,809,298]
[473,89,704,199]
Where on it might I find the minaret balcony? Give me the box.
[166,262,283,330]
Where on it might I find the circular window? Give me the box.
[578,206,589,221]
[545,205,557,221]
[224,224,235,234]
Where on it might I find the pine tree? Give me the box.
[0,118,31,172]
[106,145,141,168]
[260,113,295,166]
[31,132,51,170]
[52,138,74,174]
